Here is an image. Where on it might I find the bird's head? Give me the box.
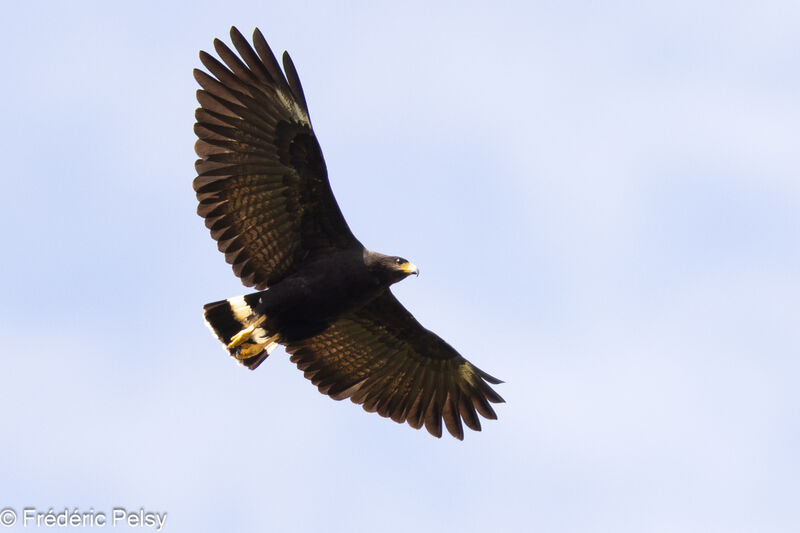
[366,250,419,285]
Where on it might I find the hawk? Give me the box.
[194,27,504,439]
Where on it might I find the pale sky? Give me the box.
[1,1,798,532]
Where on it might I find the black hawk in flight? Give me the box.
[194,27,503,439]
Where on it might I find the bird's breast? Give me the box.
[261,255,383,327]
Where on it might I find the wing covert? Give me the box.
[194,27,360,289]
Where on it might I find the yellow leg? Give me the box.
[227,315,267,349]
[234,333,281,360]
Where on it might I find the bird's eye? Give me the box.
[395,257,403,265]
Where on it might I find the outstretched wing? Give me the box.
[284,291,504,439]
[194,27,360,289]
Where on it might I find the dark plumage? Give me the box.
[194,27,503,439]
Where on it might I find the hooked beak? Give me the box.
[402,262,419,276]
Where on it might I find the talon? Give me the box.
[233,333,281,360]
[226,315,267,348]
[227,325,255,348]
[236,343,265,359]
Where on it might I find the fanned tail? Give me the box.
[203,293,280,369]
